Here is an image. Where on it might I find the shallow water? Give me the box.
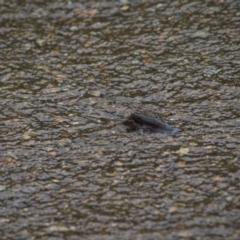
[0,0,240,239]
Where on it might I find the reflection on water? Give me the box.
[0,0,240,239]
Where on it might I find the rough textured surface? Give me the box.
[0,0,240,239]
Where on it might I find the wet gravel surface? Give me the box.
[0,0,240,239]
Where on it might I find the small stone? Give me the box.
[178,161,186,167]
[121,5,129,11]
[22,133,31,140]
[178,230,193,238]
[177,147,189,155]
[0,185,6,191]
[169,206,178,213]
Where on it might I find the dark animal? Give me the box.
[122,113,180,135]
